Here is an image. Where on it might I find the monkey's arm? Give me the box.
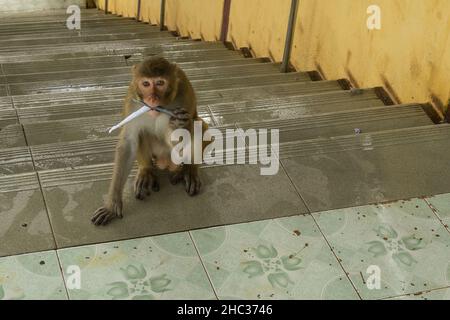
[167,110,207,196]
[91,131,137,225]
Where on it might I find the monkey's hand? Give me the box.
[91,199,123,226]
[169,108,192,129]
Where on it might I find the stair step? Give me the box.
[0,31,177,49]
[0,116,443,176]
[237,104,433,143]
[0,124,26,148]
[17,104,431,171]
[0,38,193,61]
[0,26,163,40]
[0,171,40,192]
[209,88,385,125]
[278,124,450,211]
[1,42,226,68]
[0,25,164,40]
[15,89,382,145]
[1,48,241,74]
[0,11,128,25]
[0,18,148,32]
[8,71,309,96]
[14,81,342,122]
[6,62,281,85]
[0,145,33,175]
[0,108,17,128]
[0,33,177,53]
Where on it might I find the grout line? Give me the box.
[379,285,450,300]
[422,197,450,234]
[236,122,361,299]
[55,250,71,300]
[0,248,70,300]
[18,101,61,262]
[188,231,220,300]
[278,159,363,300]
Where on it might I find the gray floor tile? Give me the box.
[39,163,307,248]
[0,173,56,257]
[281,124,450,212]
[0,124,27,148]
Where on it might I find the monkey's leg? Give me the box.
[169,167,184,185]
[183,164,202,196]
[92,135,136,226]
[134,165,159,200]
[134,166,160,200]
[135,138,160,200]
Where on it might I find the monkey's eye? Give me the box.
[142,81,150,87]
[156,80,165,86]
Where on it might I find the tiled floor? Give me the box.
[1,194,449,300]
[1,8,449,301]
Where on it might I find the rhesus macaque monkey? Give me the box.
[91,57,208,226]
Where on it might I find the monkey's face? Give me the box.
[138,76,170,117]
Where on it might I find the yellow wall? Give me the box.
[292,0,450,111]
[165,0,223,40]
[93,0,449,112]
[95,0,222,40]
[227,0,292,62]
[140,0,161,24]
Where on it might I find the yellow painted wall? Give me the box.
[95,0,222,40]
[227,0,292,61]
[164,0,223,40]
[291,0,450,111]
[140,0,161,24]
[96,0,136,17]
[93,0,449,112]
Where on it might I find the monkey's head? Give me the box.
[132,57,179,117]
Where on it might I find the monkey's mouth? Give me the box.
[143,95,164,118]
[144,95,160,107]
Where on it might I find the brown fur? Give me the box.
[91,57,208,226]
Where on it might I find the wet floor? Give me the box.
[0,8,449,300]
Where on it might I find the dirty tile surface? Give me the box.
[191,216,359,300]
[281,126,450,212]
[0,173,56,257]
[386,287,450,300]
[41,163,307,248]
[57,233,215,300]
[0,251,67,300]
[314,199,450,299]
[425,193,450,231]
[1,7,450,301]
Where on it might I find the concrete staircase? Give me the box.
[1,9,450,257]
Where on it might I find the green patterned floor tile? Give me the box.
[314,199,450,300]
[0,251,67,300]
[425,194,450,231]
[57,232,216,300]
[191,216,359,300]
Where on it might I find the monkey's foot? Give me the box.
[91,202,123,226]
[184,168,202,196]
[134,172,159,200]
[169,170,184,185]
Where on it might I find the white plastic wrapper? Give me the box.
[108,105,151,134]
